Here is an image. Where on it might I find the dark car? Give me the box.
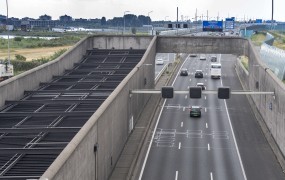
[194,70,203,78]
[210,56,217,62]
[190,54,197,57]
[180,68,189,76]
[196,83,206,90]
[190,106,202,117]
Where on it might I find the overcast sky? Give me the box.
[0,0,284,21]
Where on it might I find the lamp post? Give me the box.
[6,0,10,64]
[148,11,153,35]
[123,11,130,35]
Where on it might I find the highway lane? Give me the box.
[139,54,246,180]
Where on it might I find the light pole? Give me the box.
[148,11,153,35]
[6,0,10,64]
[123,11,130,35]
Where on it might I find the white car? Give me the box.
[156,59,164,65]
[197,82,206,90]
[199,55,206,60]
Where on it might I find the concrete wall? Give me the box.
[0,36,93,108]
[156,36,249,55]
[236,40,285,167]
[41,36,156,180]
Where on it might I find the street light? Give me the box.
[123,11,130,35]
[148,11,153,35]
[6,0,10,64]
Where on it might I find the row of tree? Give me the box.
[101,14,151,27]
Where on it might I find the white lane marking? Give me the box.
[205,96,207,100]
[189,78,192,82]
[205,79,207,82]
[206,73,208,75]
[181,122,184,127]
[206,123,208,128]
[220,60,247,180]
[138,54,190,180]
[208,143,210,151]
[178,142,181,149]
[187,86,190,89]
[185,95,187,99]
[183,107,185,111]
[205,108,207,112]
[210,172,213,180]
[175,171,179,180]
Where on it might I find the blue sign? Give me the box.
[225,17,235,29]
[202,21,223,32]
[256,19,262,23]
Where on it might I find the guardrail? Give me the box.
[154,63,168,84]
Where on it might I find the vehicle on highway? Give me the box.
[196,82,206,90]
[189,106,202,117]
[210,63,221,79]
[210,55,217,62]
[156,58,164,65]
[194,70,203,78]
[180,68,189,76]
[199,55,206,60]
[190,54,197,57]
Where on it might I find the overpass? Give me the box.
[0,35,284,179]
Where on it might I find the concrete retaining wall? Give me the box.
[236,40,285,168]
[41,36,156,180]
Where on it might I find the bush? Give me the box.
[14,37,22,42]
[15,54,26,61]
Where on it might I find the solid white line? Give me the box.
[178,142,181,149]
[138,54,190,180]
[208,143,210,151]
[210,172,213,180]
[175,171,179,180]
[181,122,183,127]
[220,63,247,180]
[206,123,208,128]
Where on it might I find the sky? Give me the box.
[0,0,284,22]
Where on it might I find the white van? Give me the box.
[210,63,221,79]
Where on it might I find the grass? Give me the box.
[240,56,249,70]
[250,32,266,46]
[0,35,81,49]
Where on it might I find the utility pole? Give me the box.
[271,0,274,29]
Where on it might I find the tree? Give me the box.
[101,17,106,26]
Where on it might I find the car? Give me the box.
[180,68,189,76]
[156,58,164,65]
[210,56,217,62]
[199,55,206,60]
[189,106,202,117]
[190,54,197,57]
[196,82,206,90]
[194,70,203,78]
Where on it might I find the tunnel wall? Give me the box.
[236,40,285,168]
[41,35,156,180]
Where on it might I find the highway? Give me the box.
[139,54,285,180]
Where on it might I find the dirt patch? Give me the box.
[0,46,72,61]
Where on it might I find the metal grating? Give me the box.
[0,49,145,179]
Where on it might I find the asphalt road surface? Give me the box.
[139,54,285,180]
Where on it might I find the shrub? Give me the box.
[15,54,26,61]
[14,37,22,42]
